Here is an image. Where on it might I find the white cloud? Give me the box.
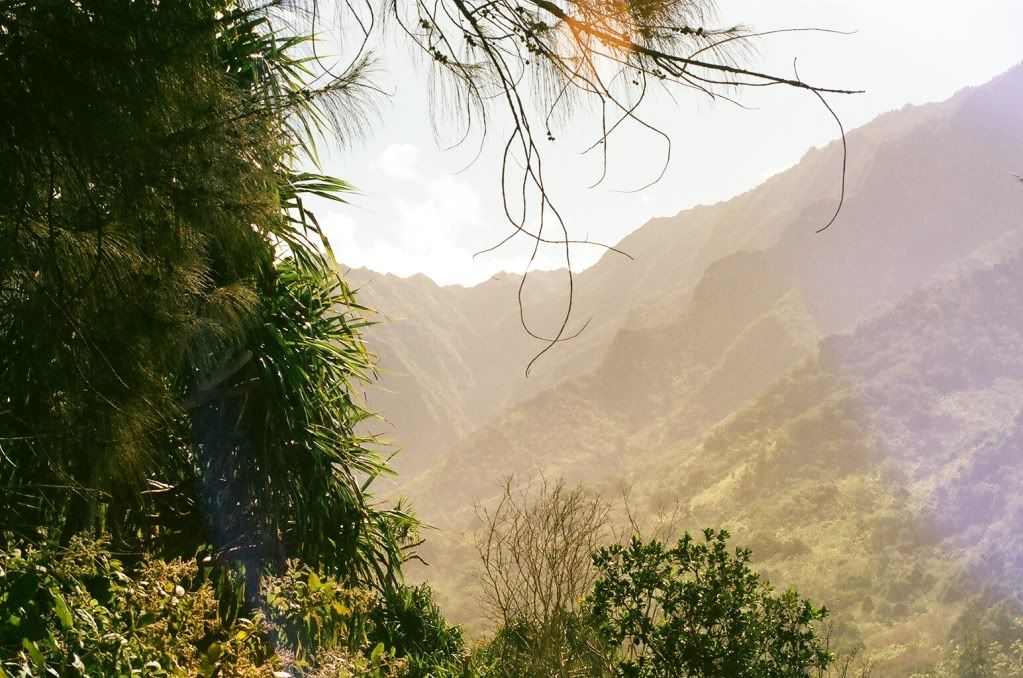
[377,175,488,284]
[319,211,363,264]
[375,143,422,181]
[327,148,576,285]
[391,176,480,252]
[318,171,499,285]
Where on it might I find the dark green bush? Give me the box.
[368,584,468,677]
[588,529,833,678]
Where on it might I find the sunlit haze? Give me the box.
[315,0,1023,285]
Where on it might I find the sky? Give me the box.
[310,0,1023,286]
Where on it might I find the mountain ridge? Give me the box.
[340,65,1023,670]
[349,65,1023,484]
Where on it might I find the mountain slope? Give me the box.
[628,249,1023,672]
[407,243,1023,670]
[401,64,1023,516]
[354,65,1023,478]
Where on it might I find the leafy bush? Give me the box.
[471,612,611,678]
[0,537,404,677]
[368,584,468,677]
[264,565,408,676]
[0,536,261,676]
[588,529,833,678]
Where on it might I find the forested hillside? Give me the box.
[400,236,1023,674]
[631,249,1023,673]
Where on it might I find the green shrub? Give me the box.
[0,536,266,676]
[0,537,405,677]
[368,584,468,677]
[588,529,833,678]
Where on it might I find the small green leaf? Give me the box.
[6,572,40,609]
[370,642,385,663]
[50,589,73,630]
[306,571,321,591]
[22,637,45,667]
[135,612,157,628]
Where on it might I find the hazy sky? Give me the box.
[311,0,1023,286]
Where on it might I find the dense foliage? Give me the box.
[0,536,413,677]
[0,0,410,588]
[368,585,469,677]
[588,529,832,677]
[0,0,427,672]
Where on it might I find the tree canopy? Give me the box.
[0,0,413,590]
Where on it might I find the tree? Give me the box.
[0,0,412,591]
[474,477,613,676]
[588,529,832,677]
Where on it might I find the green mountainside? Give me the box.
[628,250,1023,672]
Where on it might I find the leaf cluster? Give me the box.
[588,529,833,677]
[0,535,445,677]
